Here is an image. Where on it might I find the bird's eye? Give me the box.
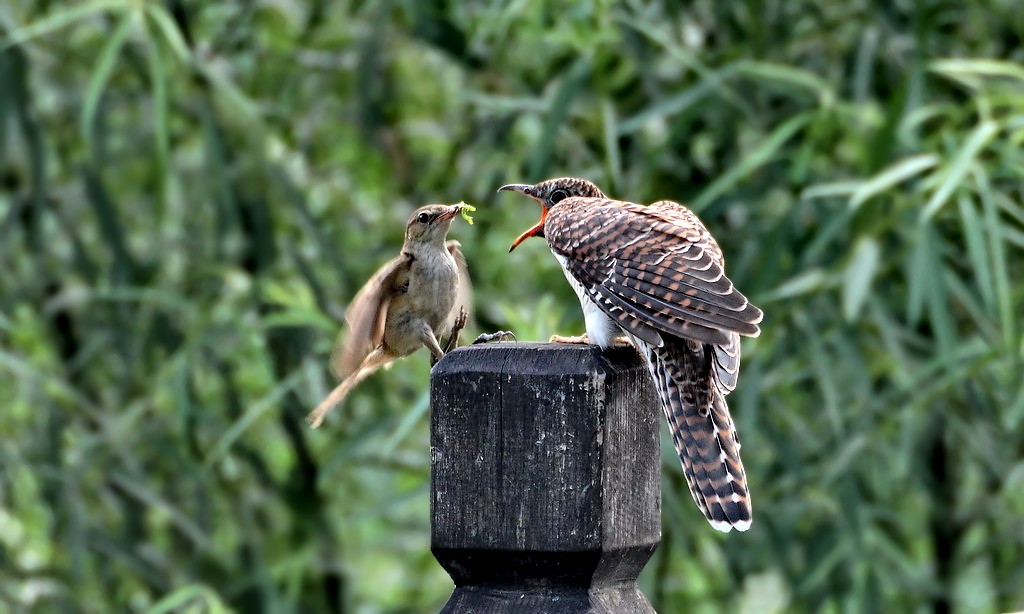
[417,212,430,223]
[549,189,568,204]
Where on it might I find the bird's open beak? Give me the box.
[499,184,546,252]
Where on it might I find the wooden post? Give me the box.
[430,343,661,613]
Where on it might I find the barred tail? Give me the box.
[647,339,751,532]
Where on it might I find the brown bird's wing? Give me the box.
[640,201,744,393]
[445,240,474,327]
[330,255,409,379]
[546,197,763,347]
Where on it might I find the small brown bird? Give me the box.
[307,203,473,429]
[500,178,763,532]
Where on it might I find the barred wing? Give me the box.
[545,198,763,348]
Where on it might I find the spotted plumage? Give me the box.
[501,178,763,532]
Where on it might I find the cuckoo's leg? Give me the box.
[549,333,590,344]
[550,333,633,347]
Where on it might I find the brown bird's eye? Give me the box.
[417,212,430,223]
[549,189,568,204]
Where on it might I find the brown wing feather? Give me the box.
[591,292,666,347]
[546,198,762,344]
[330,255,409,379]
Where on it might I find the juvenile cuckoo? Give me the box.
[500,177,762,532]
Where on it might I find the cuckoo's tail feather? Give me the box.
[648,339,751,532]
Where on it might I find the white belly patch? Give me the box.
[552,251,620,349]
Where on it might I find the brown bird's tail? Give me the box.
[646,338,752,532]
[307,349,391,428]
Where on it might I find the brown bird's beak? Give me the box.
[499,184,545,252]
[437,205,462,222]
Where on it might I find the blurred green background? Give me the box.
[2,1,1023,612]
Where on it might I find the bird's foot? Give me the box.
[549,333,590,344]
[440,306,470,356]
[472,330,516,344]
[548,333,633,347]
[453,306,469,333]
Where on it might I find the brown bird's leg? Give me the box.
[307,348,393,429]
[442,306,469,354]
[424,326,447,367]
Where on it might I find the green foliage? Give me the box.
[2,0,1023,612]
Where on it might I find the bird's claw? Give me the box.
[453,306,469,332]
[440,306,470,356]
[472,330,516,344]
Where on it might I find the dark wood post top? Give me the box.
[430,343,661,613]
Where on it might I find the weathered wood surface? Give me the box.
[430,343,661,613]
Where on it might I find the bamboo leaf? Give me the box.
[849,154,939,209]
[801,181,860,200]
[957,194,994,311]
[930,58,1024,84]
[0,0,127,51]
[928,264,958,353]
[81,12,135,151]
[601,99,622,189]
[203,370,303,469]
[145,18,170,219]
[529,58,589,179]
[843,237,880,322]
[692,113,810,211]
[921,120,998,220]
[762,269,830,302]
[617,79,719,135]
[379,390,430,455]
[143,4,191,63]
[737,60,833,99]
[619,15,755,121]
[144,585,230,614]
[975,171,1017,350]
[907,224,935,326]
[108,471,211,551]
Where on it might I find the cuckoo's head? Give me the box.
[405,203,468,245]
[498,177,605,251]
